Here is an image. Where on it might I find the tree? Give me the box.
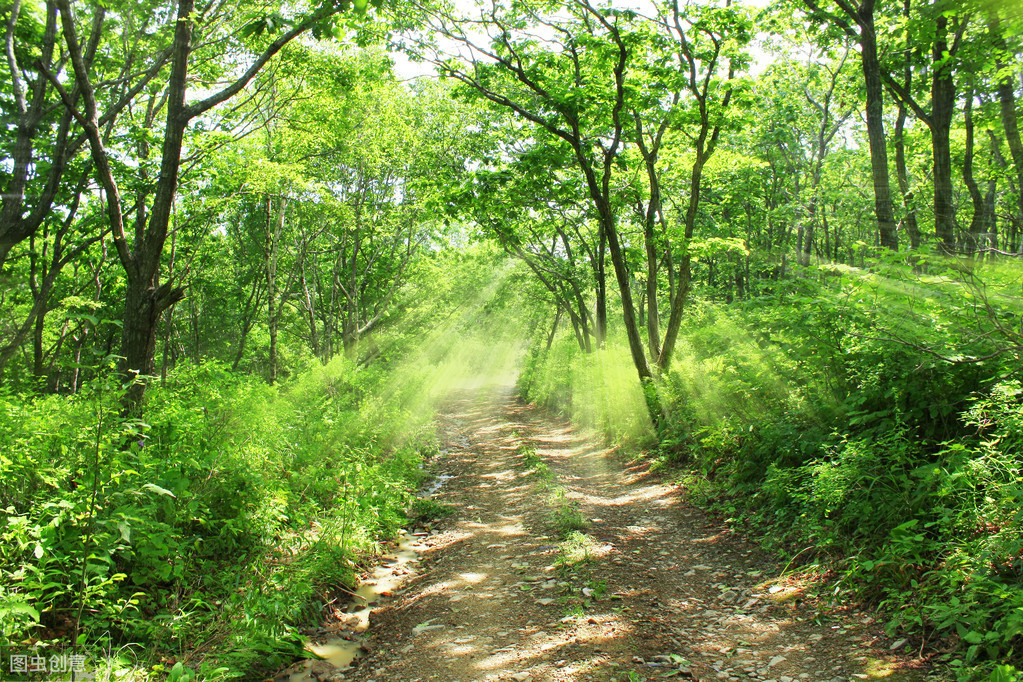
[51,0,367,410]
[756,42,857,265]
[880,0,970,251]
[800,0,899,250]
[414,0,750,425]
[652,0,747,371]
[0,0,173,267]
[987,8,1023,240]
[419,0,658,397]
[466,141,605,353]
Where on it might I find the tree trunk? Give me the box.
[301,263,320,358]
[894,105,921,248]
[265,195,286,385]
[594,223,607,347]
[963,87,991,252]
[658,143,712,371]
[160,230,177,380]
[32,302,45,381]
[231,276,263,371]
[857,0,899,250]
[990,14,1023,227]
[0,0,67,270]
[121,281,174,405]
[989,129,1020,251]
[545,308,562,353]
[644,212,661,360]
[803,210,815,266]
[930,14,957,251]
[893,0,921,250]
[985,176,998,253]
[633,113,672,361]
[576,142,655,403]
[118,0,195,410]
[599,206,651,382]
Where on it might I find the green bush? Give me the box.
[0,357,431,676]
[518,259,1023,676]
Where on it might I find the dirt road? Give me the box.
[306,386,931,682]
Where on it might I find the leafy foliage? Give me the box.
[525,256,1023,677]
[0,351,437,675]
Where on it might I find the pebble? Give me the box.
[412,623,445,636]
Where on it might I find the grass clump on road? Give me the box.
[516,443,588,537]
[547,490,589,537]
[518,444,554,484]
[408,498,455,524]
[556,530,599,566]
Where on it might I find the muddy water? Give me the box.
[422,473,453,497]
[286,532,424,680]
[284,476,447,680]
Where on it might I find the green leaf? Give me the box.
[167,661,195,682]
[142,483,176,498]
[990,665,1021,682]
[0,599,40,622]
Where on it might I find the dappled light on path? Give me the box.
[328,384,928,681]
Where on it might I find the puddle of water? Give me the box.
[349,537,420,631]
[283,466,447,681]
[306,639,362,668]
[421,474,454,497]
[286,638,364,680]
[286,531,425,681]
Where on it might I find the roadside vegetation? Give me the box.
[521,256,1023,680]
[2,358,431,677]
[0,244,521,678]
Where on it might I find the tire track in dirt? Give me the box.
[326,385,934,682]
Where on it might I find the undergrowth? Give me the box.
[521,255,1023,680]
[0,357,433,679]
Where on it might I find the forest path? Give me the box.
[324,384,929,682]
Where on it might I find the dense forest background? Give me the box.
[1,0,1022,678]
